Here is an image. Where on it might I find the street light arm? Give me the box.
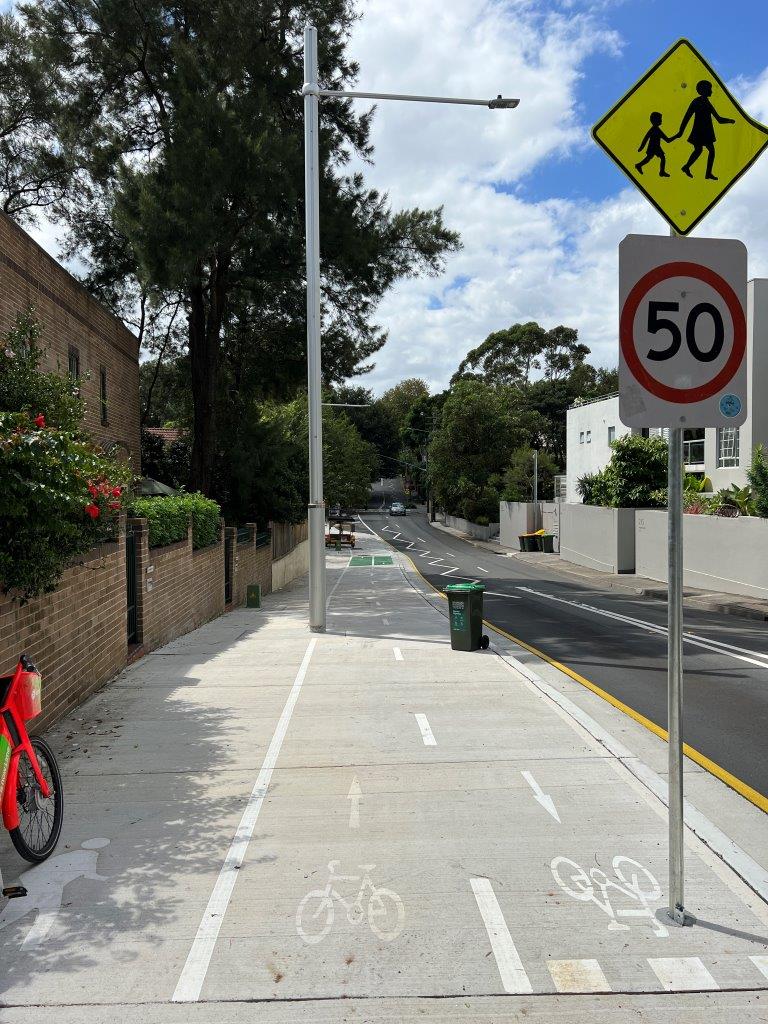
[302,84,519,109]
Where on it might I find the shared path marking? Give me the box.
[470,878,533,995]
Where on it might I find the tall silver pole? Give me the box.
[532,449,539,529]
[304,24,326,631]
[668,424,685,924]
[667,228,685,925]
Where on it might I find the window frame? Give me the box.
[68,345,80,380]
[717,426,740,468]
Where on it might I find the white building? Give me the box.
[565,278,768,501]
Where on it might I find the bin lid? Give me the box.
[445,582,485,592]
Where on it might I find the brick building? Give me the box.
[0,211,140,464]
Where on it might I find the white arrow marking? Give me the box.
[348,776,362,829]
[521,770,560,822]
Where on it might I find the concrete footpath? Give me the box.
[0,530,767,1022]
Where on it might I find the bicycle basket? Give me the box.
[19,671,42,719]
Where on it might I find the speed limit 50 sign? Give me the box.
[619,234,747,428]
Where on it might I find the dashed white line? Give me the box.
[484,591,522,599]
[548,959,610,993]
[172,637,317,1002]
[648,957,719,991]
[440,566,459,577]
[470,878,532,994]
[476,566,489,573]
[517,585,768,669]
[414,713,436,745]
[393,647,404,661]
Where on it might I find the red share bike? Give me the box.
[0,655,63,879]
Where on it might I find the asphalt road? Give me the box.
[362,508,768,807]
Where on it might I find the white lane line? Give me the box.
[470,878,532,994]
[484,591,522,599]
[391,532,402,540]
[517,585,768,669]
[548,959,610,993]
[418,550,431,557]
[440,566,459,577]
[405,541,415,549]
[521,770,561,823]
[477,566,489,573]
[648,957,718,991]
[414,713,436,745]
[393,647,404,661]
[382,617,391,626]
[428,558,446,565]
[750,955,768,981]
[348,776,362,829]
[172,637,317,1003]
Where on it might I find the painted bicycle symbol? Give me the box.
[296,861,405,945]
[551,855,668,937]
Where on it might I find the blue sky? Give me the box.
[517,0,768,205]
[12,0,768,393]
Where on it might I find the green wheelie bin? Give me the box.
[445,582,489,651]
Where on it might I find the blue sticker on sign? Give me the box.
[720,394,742,418]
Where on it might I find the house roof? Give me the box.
[144,426,185,444]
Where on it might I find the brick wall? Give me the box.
[226,525,273,607]
[0,211,140,465]
[129,518,226,652]
[0,527,128,733]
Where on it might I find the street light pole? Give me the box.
[302,22,519,631]
[304,25,326,632]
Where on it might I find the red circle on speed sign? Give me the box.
[620,260,746,404]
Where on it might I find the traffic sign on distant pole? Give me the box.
[594,38,765,931]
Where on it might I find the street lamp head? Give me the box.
[489,95,520,109]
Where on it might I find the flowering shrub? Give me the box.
[0,313,132,600]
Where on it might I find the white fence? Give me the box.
[444,514,499,542]
[559,504,636,574]
[635,510,768,599]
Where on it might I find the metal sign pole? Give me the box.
[667,424,685,925]
[532,450,539,529]
[666,225,685,925]
[303,24,327,632]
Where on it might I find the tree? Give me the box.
[581,435,668,509]
[379,378,431,435]
[0,14,70,222]
[428,379,531,519]
[327,384,399,478]
[15,1,459,496]
[453,321,591,390]
[747,444,768,518]
[502,447,558,502]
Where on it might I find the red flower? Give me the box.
[111,486,122,497]
[108,501,120,511]
[87,482,99,498]
[34,413,46,428]
[85,503,100,519]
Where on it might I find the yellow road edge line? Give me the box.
[401,551,768,816]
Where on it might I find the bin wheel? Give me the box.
[480,635,490,650]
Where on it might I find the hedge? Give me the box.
[128,493,221,549]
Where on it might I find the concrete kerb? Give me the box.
[379,535,768,911]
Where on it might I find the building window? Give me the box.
[586,430,592,443]
[717,426,739,468]
[608,426,616,444]
[100,366,108,425]
[68,345,80,379]
[579,431,585,444]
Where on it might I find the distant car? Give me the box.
[389,502,406,516]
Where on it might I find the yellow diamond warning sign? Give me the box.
[592,39,768,235]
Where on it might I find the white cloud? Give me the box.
[347,0,768,395]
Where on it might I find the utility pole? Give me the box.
[302,22,519,630]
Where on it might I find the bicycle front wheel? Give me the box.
[10,737,64,863]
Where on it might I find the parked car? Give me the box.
[389,502,406,516]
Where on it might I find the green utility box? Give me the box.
[246,584,262,608]
[445,582,489,652]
